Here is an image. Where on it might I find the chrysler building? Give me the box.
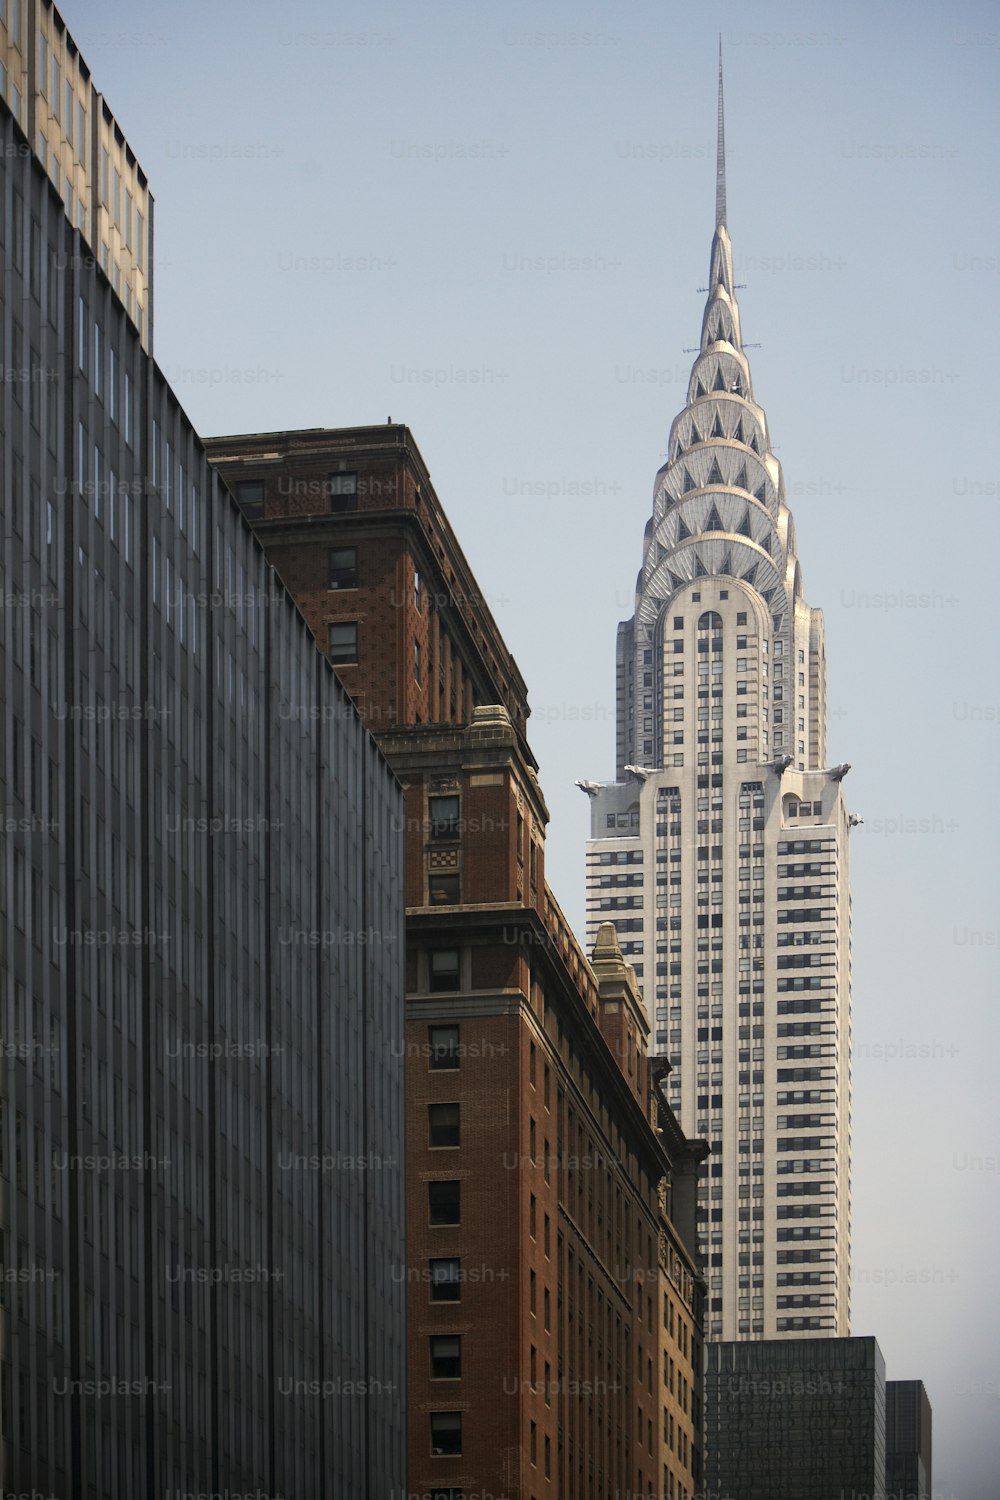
[582,56,855,1342]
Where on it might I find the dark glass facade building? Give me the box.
[704,1335,886,1500]
[886,1380,932,1500]
[0,43,405,1500]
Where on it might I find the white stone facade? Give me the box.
[583,99,854,1341]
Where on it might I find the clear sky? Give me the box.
[81,0,999,1491]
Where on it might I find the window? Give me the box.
[430,1335,461,1380]
[428,1181,460,1226]
[430,1412,462,1456]
[428,872,461,906]
[429,794,460,837]
[328,546,357,588]
[414,640,422,683]
[235,480,264,518]
[429,951,460,994]
[328,472,358,511]
[429,1024,459,1068]
[429,1258,461,1301]
[328,621,358,664]
[108,347,118,422]
[428,1103,460,1148]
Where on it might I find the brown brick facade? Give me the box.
[206,424,706,1499]
[203,424,530,751]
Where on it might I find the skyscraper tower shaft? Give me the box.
[582,54,854,1341]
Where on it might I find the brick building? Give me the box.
[206,423,708,1499]
[202,423,530,753]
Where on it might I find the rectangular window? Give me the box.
[429,1335,461,1380]
[429,794,460,837]
[327,621,358,664]
[429,1257,460,1302]
[11,322,23,407]
[429,1023,459,1067]
[28,216,40,300]
[328,472,358,511]
[430,1412,462,1456]
[235,479,264,518]
[428,872,461,906]
[428,1103,460,1148]
[328,546,357,588]
[429,952,460,994]
[428,1180,460,1226]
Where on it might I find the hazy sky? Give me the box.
[80,0,1000,1491]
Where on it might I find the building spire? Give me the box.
[716,36,727,229]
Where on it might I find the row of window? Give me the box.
[234,472,357,519]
